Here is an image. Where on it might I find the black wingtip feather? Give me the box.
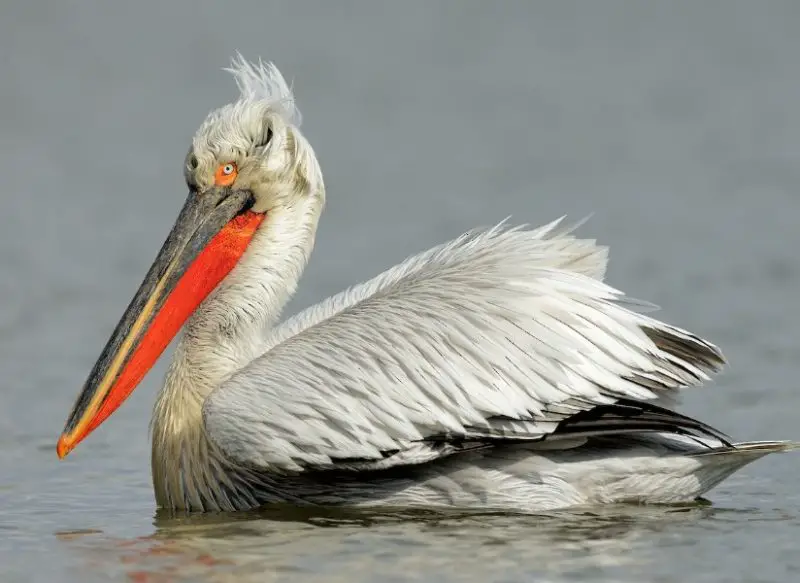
[551,398,733,447]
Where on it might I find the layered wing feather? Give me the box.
[202,218,725,472]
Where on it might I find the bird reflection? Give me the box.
[56,502,720,582]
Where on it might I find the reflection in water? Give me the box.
[56,503,721,582]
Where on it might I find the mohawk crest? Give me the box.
[225,53,302,127]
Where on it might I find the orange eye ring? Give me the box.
[214,162,238,186]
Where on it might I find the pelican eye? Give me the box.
[214,162,238,186]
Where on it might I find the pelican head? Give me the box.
[57,56,323,458]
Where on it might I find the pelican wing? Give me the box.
[202,218,725,473]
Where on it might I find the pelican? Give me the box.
[57,56,795,513]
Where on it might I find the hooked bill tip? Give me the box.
[56,435,73,459]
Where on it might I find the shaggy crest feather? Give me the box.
[225,52,301,127]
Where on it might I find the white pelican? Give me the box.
[57,56,795,513]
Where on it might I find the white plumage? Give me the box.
[61,56,796,513]
[204,218,715,471]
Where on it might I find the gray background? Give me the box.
[1,1,799,581]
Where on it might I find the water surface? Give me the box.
[2,2,800,581]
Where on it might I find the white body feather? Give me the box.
[143,58,794,513]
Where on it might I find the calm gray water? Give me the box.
[2,1,800,581]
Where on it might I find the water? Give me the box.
[2,1,800,581]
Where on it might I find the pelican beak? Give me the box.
[57,187,265,458]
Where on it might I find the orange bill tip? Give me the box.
[56,435,73,459]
